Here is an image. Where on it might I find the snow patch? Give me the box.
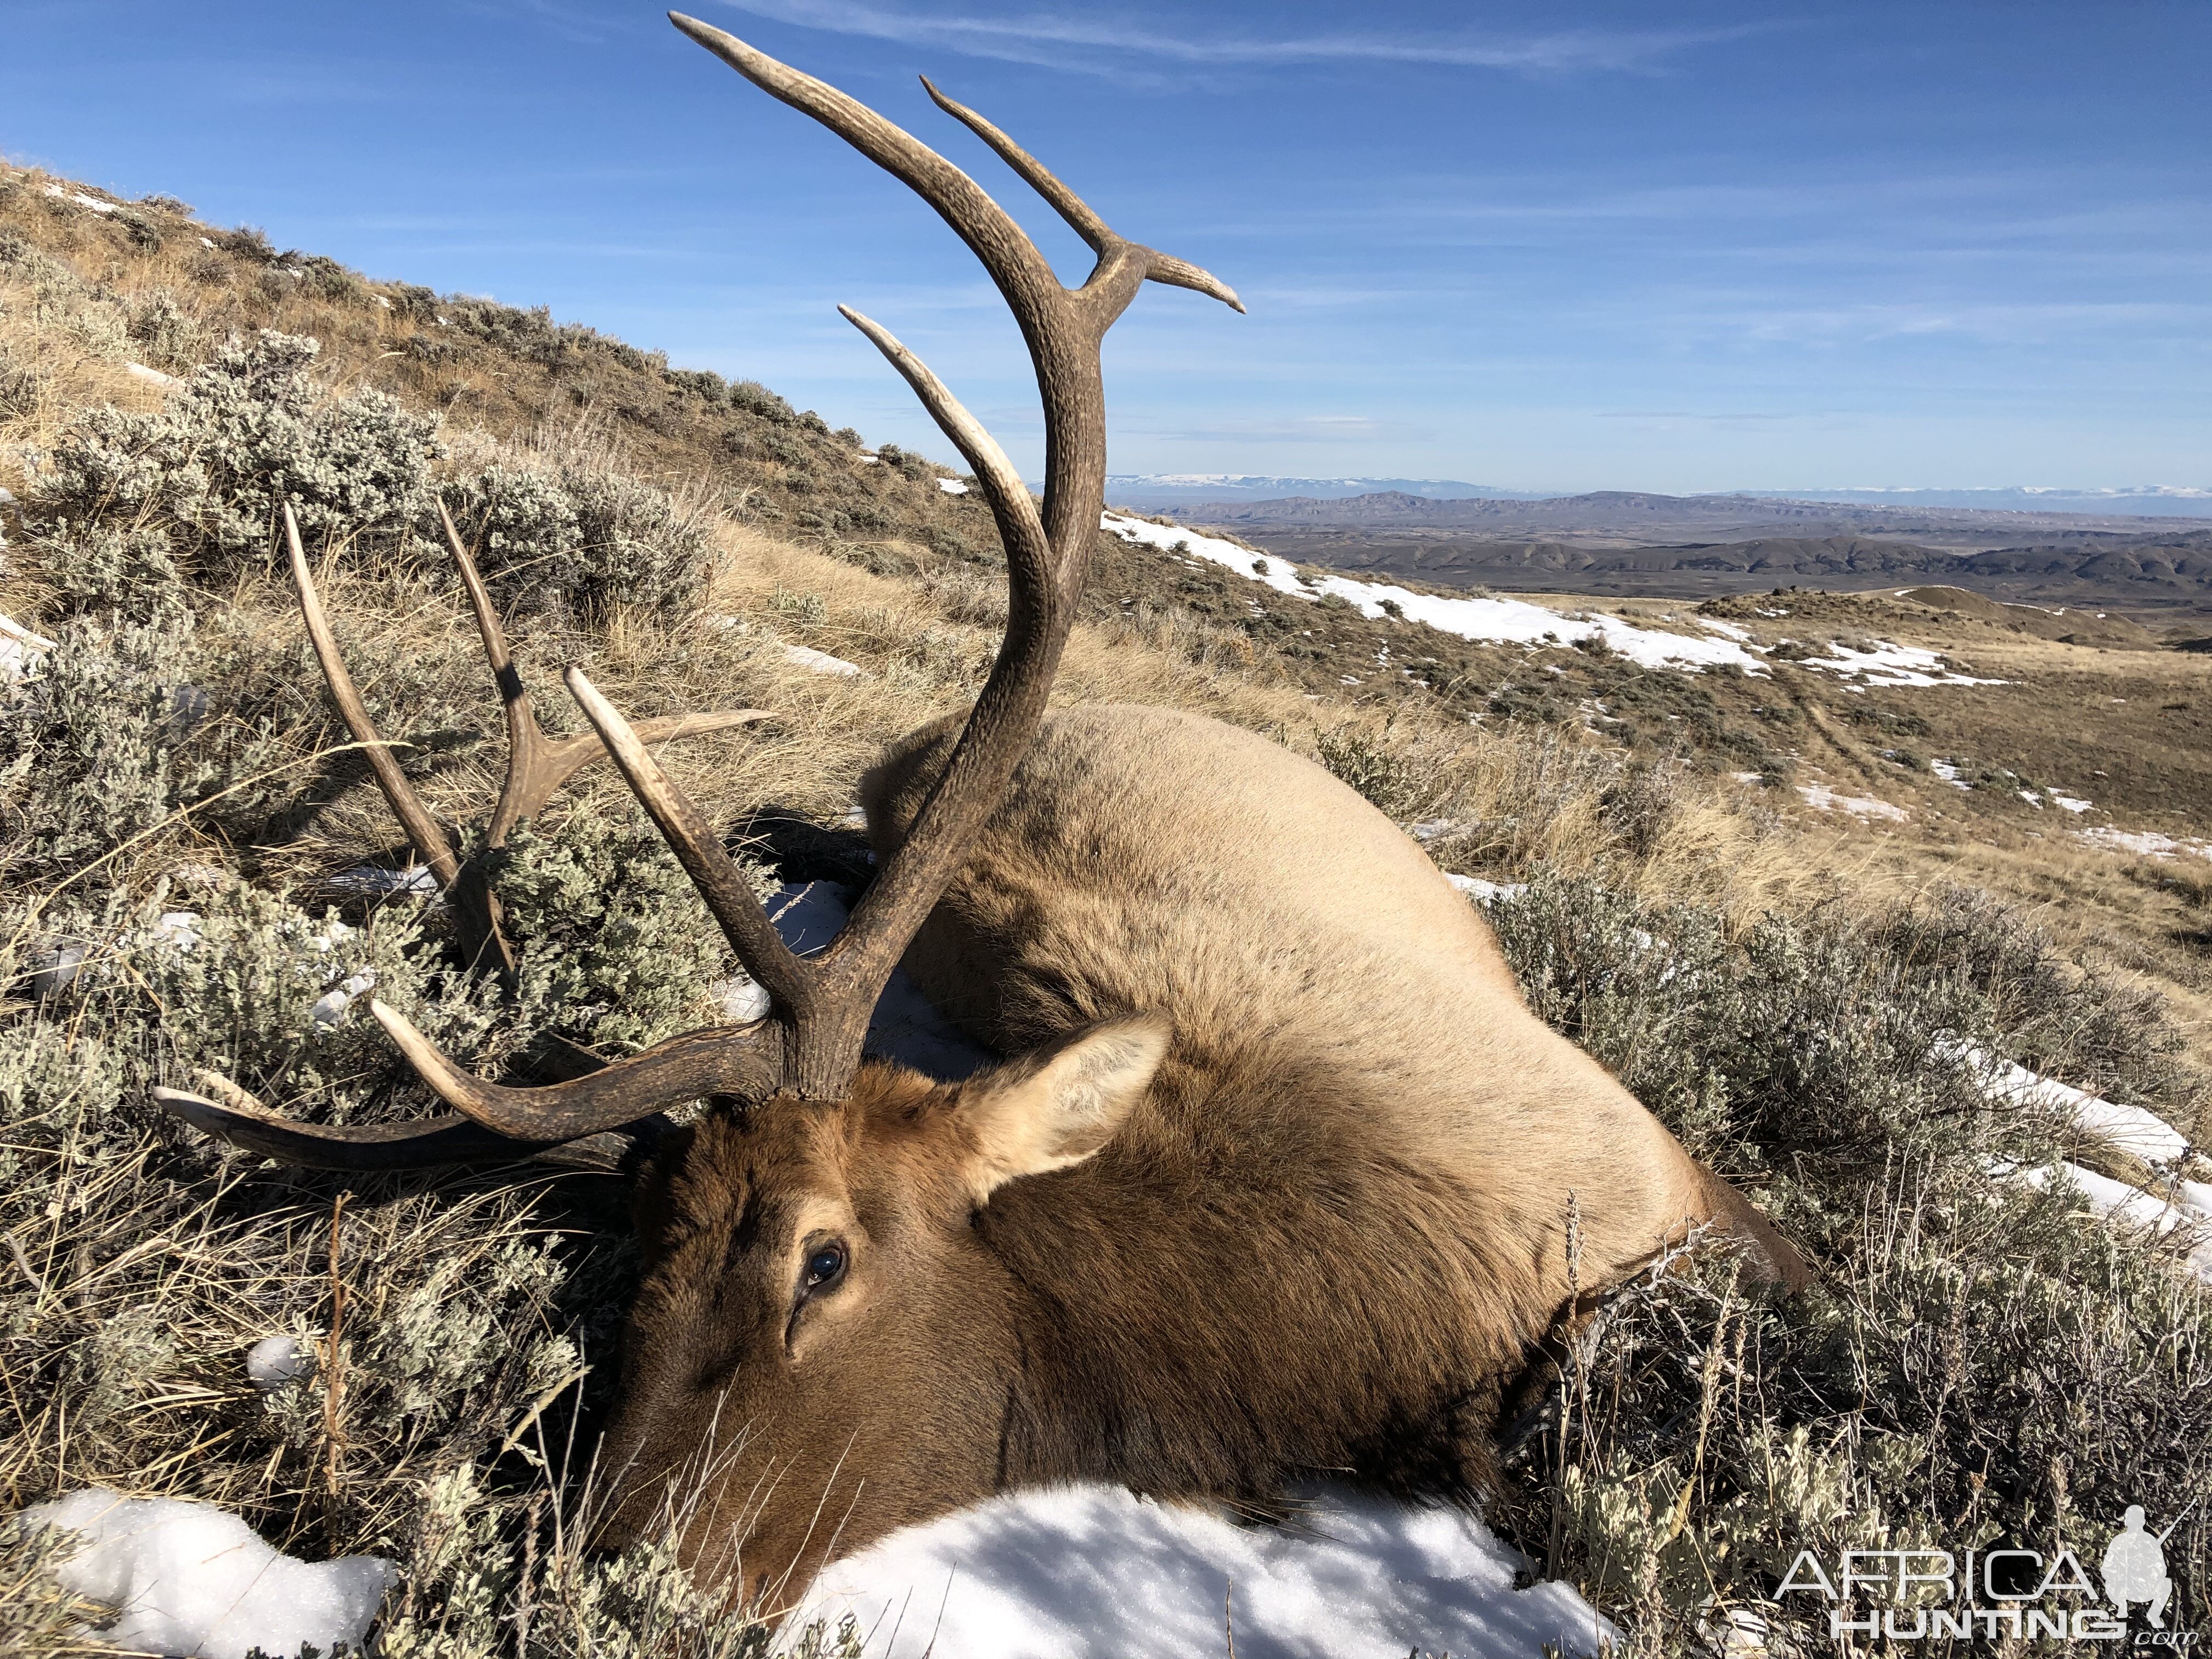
[1797,783,1908,822]
[783,643,863,678]
[325,864,439,898]
[1998,1163,2212,1283]
[245,1336,313,1391]
[936,477,969,494]
[1099,514,1763,673]
[1786,639,2002,688]
[1,612,59,682]
[1447,874,1526,903]
[2050,793,2094,814]
[309,970,376,1031]
[43,184,117,215]
[1965,1048,2191,1165]
[2074,827,2212,862]
[790,1482,1615,1659]
[23,1488,394,1659]
[1099,513,1996,687]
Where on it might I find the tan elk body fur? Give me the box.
[870,702,1791,1301]
[592,704,1800,1599]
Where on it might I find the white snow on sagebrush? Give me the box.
[791,1483,1615,1659]
[1797,783,1909,822]
[23,1488,392,1659]
[1100,512,1998,685]
[1995,1162,2212,1283]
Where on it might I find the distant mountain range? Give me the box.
[1104,475,1541,504]
[1161,489,2212,554]
[1103,475,2212,520]
[1739,485,2212,518]
[1257,527,2212,608]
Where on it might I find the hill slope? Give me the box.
[1235,522,2212,608]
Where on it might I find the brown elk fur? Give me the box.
[597,702,1804,1603]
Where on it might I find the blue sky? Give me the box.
[5,1,2208,493]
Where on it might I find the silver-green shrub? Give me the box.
[29,331,443,579]
[1483,874,2211,1654]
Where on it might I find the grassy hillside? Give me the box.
[3,162,2208,1656]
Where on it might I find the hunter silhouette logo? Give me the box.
[1776,1501,2197,1643]
[2104,1505,2177,1629]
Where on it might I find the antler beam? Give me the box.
[164,23,1241,1162]
[335,19,1243,1129]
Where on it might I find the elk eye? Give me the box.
[800,1242,847,1296]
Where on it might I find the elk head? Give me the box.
[155,11,1240,1600]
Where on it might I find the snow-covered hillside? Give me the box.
[1101,511,1991,685]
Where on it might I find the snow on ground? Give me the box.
[2050,792,2095,814]
[1782,639,2003,688]
[710,882,995,1079]
[1929,759,1972,791]
[1938,1041,2208,1278]
[1796,783,1909,822]
[937,477,969,494]
[23,1488,393,1659]
[2074,826,2212,861]
[1101,512,1994,686]
[1963,1048,2192,1165]
[2,612,58,682]
[1997,1163,2212,1283]
[1102,512,1765,673]
[791,1483,1615,1659]
[325,864,440,898]
[245,1335,313,1391]
[1447,874,1527,902]
[783,642,864,677]
[42,184,118,215]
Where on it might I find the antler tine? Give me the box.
[439,500,552,848]
[837,305,1047,571]
[1136,253,1246,315]
[917,75,1114,256]
[150,1085,637,1171]
[669,14,1062,319]
[286,504,462,889]
[371,1000,777,1139]
[913,74,1243,313]
[437,503,774,843]
[562,668,812,1020]
[658,20,1243,1100]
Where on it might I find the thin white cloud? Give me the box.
[707,0,1773,80]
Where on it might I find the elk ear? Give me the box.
[954,1015,1169,1203]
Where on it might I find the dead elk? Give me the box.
[157,14,1806,1610]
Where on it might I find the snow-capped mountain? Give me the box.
[1103,475,1542,505]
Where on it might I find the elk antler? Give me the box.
[153,506,770,1168]
[279,500,771,975]
[162,21,1240,1166]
